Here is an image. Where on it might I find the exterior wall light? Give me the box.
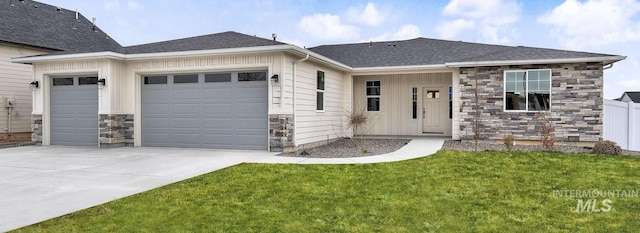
[270,74,279,83]
[29,81,39,91]
[97,78,106,88]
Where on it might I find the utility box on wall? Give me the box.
[5,97,15,108]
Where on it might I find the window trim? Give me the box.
[503,69,552,112]
[366,80,381,112]
[316,70,325,112]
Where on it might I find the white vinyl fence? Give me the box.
[603,99,640,151]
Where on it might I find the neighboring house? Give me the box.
[0,0,120,138]
[11,30,625,150]
[616,91,640,103]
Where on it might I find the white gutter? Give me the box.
[292,53,310,147]
[8,44,354,72]
[10,45,295,63]
[445,56,627,67]
[10,51,124,63]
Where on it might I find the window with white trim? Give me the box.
[504,69,551,111]
[316,71,324,111]
[366,81,380,111]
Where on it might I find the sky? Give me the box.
[36,0,640,99]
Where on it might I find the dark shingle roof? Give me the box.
[622,92,640,103]
[0,0,121,52]
[309,38,619,68]
[122,31,284,54]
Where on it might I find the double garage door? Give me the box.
[141,71,268,150]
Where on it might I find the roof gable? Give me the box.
[0,0,121,52]
[621,92,640,103]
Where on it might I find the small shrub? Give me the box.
[536,112,555,150]
[593,140,623,155]
[503,134,515,152]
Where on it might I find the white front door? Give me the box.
[422,87,445,133]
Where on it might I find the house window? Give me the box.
[366,81,380,111]
[449,86,453,119]
[412,87,417,119]
[316,71,324,111]
[504,69,551,111]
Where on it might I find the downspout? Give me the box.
[293,54,310,146]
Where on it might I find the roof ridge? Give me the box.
[123,31,276,48]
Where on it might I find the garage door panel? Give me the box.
[142,89,169,100]
[142,118,170,128]
[202,104,233,113]
[201,135,236,144]
[172,119,201,128]
[172,90,202,99]
[172,104,201,113]
[142,133,169,145]
[201,89,233,98]
[171,133,201,143]
[236,119,266,129]
[236,104,266,113]
[202,122,234,129]
[74,117,98,127]
[142,103,170,114]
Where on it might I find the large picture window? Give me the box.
[366,81,380,111]
[504,69,551,111]
[316,71,325,111]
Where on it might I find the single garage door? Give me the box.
[141,71,268,150]
[50,76,99,146]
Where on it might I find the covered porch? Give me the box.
[352,72,455,137]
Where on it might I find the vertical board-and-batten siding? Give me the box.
[0,44,49,133]
[353,72,453,136]
[294,61,346,145]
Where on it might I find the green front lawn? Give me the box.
[14,151,640,232]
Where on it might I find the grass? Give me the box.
[13,150,640,232]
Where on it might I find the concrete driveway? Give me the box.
[0,138,444,232]
[0,146,275,232]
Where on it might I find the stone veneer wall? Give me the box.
[459,63,603,142]
[269,114,294,152]
[99,114,134,148]
[31,114,42,144]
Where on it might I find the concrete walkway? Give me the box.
[0,137,443,232]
